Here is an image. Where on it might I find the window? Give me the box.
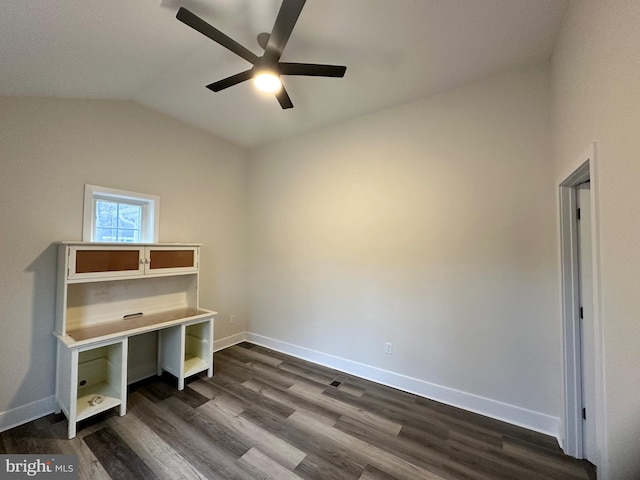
[83,185,159,243]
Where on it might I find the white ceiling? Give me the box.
[0,0,567,148]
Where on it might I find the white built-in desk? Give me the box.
[53,242,216,438]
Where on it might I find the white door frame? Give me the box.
[558,143,604,466]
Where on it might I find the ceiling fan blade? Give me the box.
[176,7,258,64]
[264,0,306,62]
[279,63,346,77]
[206,70,254,92]
[275,85,294,109]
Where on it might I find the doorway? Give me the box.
[576,181,596,462]
[558,145,600,465]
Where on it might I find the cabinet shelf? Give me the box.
[184,355,209,377]
[76,382,122,422]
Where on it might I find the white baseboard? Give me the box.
[0,396,56,433]
[214,332,247,352]
[244,332,561,439]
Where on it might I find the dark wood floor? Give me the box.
[1,343,596,479]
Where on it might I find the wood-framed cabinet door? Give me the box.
[145,246,198,275]
[68,246,145,280]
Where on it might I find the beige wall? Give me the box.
[248,65,561,432]
[0,97,248,423]
[552,1,640,478]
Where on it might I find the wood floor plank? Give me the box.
[243,377,341,425]
[197,375,241,399]
[278,361,337,385]
[396,424,451,452]
[288,410,446,480]
[82,425,158,480]
[443,423,503,450]
[337,382,366,397]
[186,377,221,399]
[48,418,112,480]
[211,364,255,387]
[161,395,250,458]
[324,383,453,436]
[237,446,304,480]
[0,343,597,480]
[173,383,210,409]
[444,437,586,480]
[502,435,590,479]
[395,395,522,447]
[413,394,560,453]
[106,410,209,480]
[197,396,307,470]
[211,392,249,415]
[288,382,403,436]
[343,376,419,403]
[248,345,354,386]
[248,345,341,376]
[32,413,66,431]
[335,414,493,480]
[135,374,181,403]
[294,452,362,480]
[127,391,254,480]
[239,405,368,478]
[218,344,284,367]
[208,377,297,420]
[359,464,402,480]
[245,358,333,391]
[1,421,62,455]
[215,352,295,390]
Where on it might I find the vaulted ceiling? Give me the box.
[0,0,567,147]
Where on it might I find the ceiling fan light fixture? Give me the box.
[176,4,346,109]
[253,72,282,93]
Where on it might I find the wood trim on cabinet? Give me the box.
[75,250,140,274]
[149,250,194,270]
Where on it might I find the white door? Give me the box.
[577,181,596,463]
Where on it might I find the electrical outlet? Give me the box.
[385,342,393,355]
[230,315,236,324]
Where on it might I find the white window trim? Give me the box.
[83,184,160,243]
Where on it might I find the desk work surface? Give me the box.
[62,308,215,345]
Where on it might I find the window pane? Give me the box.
[117,228,140,243]
[95,228,116,242]
[96,200,117,228]
[95,200,142,243]
[118,203,142,230]
[84,185,158,243]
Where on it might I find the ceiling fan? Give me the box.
[176,0,347,109]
